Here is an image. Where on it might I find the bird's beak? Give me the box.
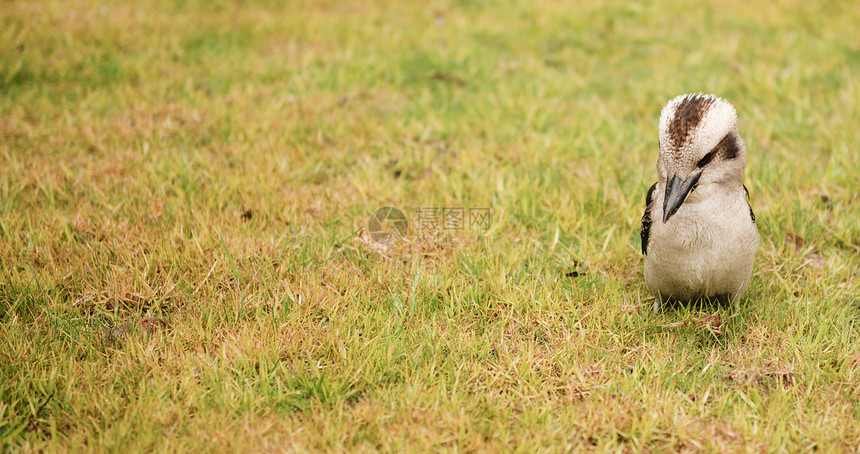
[662,172,702,223]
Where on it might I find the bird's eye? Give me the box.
[696,150,716,168]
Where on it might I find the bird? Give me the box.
[640,93,759,311]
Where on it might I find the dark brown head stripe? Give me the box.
[667,94,716,149]
[696,133,740,168]
[716,133,740,160]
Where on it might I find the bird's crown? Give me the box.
[658,93,738,162]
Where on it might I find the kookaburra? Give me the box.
[641,94,759,311]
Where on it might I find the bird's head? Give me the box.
[656,93,747,223]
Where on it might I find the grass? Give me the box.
[1,0,859,451]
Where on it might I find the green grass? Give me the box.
[2,0,859,451]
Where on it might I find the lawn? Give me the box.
[1,0,859,451]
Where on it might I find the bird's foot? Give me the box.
[652,297,662,313]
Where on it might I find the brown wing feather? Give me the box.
[641,183,657,255]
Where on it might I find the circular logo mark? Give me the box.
[367,206,408,246]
